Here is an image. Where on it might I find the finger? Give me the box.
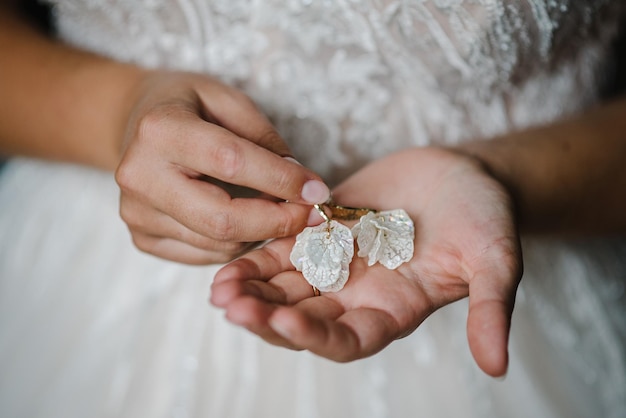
[121,196,250,253]
[148,172,313,241]
[213,238,296,284]
[466,264,520,377]
[223,294,345,350]
[268,306,401,362]
[163,113,329,204]
[131,232,248,265]
[211,271,315,309]
[211,238,316,308]
[196,85,292,156]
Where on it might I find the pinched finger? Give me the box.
[121,196,251,254]
[145,172,313,242]
[163,117,330,204]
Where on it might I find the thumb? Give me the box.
[466,258,521,377]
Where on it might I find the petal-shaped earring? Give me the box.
[290,200,415,293]
[351,209,414,269]
[290,205,354,292]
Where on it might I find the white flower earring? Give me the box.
[351,209,414,270]
[290,200,415,293]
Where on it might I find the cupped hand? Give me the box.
[210,147,522,376]
[115,71,330,264]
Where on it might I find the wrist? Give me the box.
[0,8,153,171]
[106,64,153,170]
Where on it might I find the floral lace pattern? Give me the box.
[48,0,623,183]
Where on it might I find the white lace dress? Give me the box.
[1,1,625,417]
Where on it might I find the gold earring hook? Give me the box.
[313,203,331,223]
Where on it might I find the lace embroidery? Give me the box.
[47,0,624,183]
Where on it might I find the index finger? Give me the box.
[197,86,293,156]
[152,172,315,241]
[168,114,330,205]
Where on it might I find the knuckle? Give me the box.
[211,141,243,181]
[274,168,298,197]
[115,127,165,195]
[206,210,237,241]
[130,233,152,254]
[135,108,168,145]
[118,201,135,226]
[275,211,295,238]
[114,159,140,193]
[134,103,191,152]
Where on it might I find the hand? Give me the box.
[115,71,330,264]
[210,147,522,376]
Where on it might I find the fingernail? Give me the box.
[283,156,302,165]
[301,180,330,204]
[307,207,324,225]
[269,318,292,339]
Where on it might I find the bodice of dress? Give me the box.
[1,3,625,418]
[47,0,623,183]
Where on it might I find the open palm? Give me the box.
[211,148,522,377]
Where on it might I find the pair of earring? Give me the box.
[289,201,415,293]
